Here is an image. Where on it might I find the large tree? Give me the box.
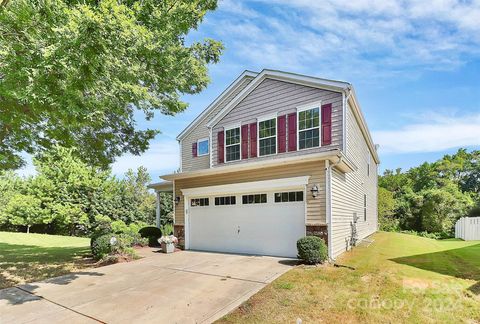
[0,0,223,169]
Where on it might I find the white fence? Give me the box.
[455,217,480,241]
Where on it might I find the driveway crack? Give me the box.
[163,267,269,284]
[15,286,106,324]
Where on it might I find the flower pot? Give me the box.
[161,242,175,253]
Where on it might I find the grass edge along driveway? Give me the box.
[219,232,480,323]
[0,231,92,289]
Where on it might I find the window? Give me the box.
[274,191,304,202]
[191,198,209,207]
[225,127,241,162]
[242,194,267,204]
[215,196,236,206]
[197,138,209,156]
[363,194,367,221]
[298,106,320,150]
[258,118,276,156]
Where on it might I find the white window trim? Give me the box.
[197,137,209,157]
[257,116,278,157]
[224,125,241,163]
[297,101,322,151]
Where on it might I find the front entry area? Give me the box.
[184,177,309,258]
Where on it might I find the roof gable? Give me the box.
[206,69,350,128]
[176,70,258,141]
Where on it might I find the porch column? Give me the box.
[156,191,161,228]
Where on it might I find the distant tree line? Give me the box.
[0,146,172,236]
[378,149,480,237]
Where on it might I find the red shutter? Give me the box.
[241,124,249,159]
[321,103,332,145]
[278,115,286,153]
[192,142,197,157]
[217,131,224,164]
[249,123,257,158]
[287,113,297,151]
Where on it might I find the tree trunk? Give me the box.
[27,225,30,233]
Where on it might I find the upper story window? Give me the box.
[225,126,241,162]
[197,138,209,156]
[258,117,276,156]
[298,105,320,150]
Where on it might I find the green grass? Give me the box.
[0,231,92,289]
[219,232,480,323]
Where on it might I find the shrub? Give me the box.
[400,230,451,240]
[91,234,115,260]
[111,220,129,234]
[467,205,480,218]
[138,226,162,246]
[91,233,139,260]
[297,236,328,265]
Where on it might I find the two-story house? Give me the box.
[150,69,379,260]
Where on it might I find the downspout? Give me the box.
[326,155,343,261]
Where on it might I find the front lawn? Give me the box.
[219,232,480,323]
[0,231,92,289]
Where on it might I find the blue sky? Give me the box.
[18,0,480,180]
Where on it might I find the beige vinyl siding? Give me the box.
[181,76,254,172]
[211,78,343,166]
[330,103,378,258]
[174,160,326,226]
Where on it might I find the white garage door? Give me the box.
[187,189,306,258]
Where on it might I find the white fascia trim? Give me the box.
[176,70,258,141]
[181,176,310,197]
[347,87,380,164]
[206,69,350,129]
[178,139,183,173]
[196,137,209,156]
[342,91,347,155]
[161,149,351,181]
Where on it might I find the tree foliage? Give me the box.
[0,0,223,169]
[0,145,169,235]
[378,149,478,236]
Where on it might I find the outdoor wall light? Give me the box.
[175,196,181,205]
[310,184,319,198]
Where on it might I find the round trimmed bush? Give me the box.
[91,234,115,260]
[297,236,328,264]
[91,233,137,260]
[138,226,162,246]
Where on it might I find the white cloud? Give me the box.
[373,112,480,154]
[111,139,179,177]
[210,0,480,79]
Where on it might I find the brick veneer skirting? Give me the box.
[306,225,328,244]
[174,225,185,248]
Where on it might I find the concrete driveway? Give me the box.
[0,250,295,324]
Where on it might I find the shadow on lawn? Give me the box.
[0,242,95,290]
[390,243,480,295]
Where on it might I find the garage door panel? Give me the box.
[188,192,305,257]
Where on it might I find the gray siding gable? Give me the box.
[212,78,344,167]
[180,76,255,172]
